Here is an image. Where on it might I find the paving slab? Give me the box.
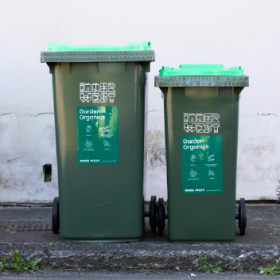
[0,205,279,270]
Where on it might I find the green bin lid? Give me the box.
[159,64,244,76]
[41,41,155,63]
[155,64,249,87]
[48,41,151,52]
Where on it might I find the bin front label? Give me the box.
[79,83,116,103]
[181,135,224,194]
[77,106,119,165]
[183,113,220,133]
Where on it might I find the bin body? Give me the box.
[155,65,249,242]
[41,44,154,242]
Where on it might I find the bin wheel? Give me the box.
[238,198,247,235]
[157,198,165,235]
[52,197,60,234]
[150,196,157,233]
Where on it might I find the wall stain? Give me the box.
[238,141,279,183]
[147,129,166,168]
[0,173,9,189]
[241,141,276,157]
[0,163,12,189]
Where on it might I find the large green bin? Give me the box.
[41,42,155,242]
[155,65,249,242]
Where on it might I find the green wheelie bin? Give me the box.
[155,64,249,242]
[41,42,155,242]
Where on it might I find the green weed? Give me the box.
[258,260,280,275]
[272,225,280,230]
[197,256,223,273]
[0,250,42,272]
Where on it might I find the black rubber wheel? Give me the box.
[52,197,60,234]
[238,198,247,235]
[157,198,165,235]
[150,196,157,233]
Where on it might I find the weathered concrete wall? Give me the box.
[237,115,280,200]
[0,114,57,202]
[0,0,280,202]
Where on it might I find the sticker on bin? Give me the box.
[77,106,119,165]
[181,135,224,194]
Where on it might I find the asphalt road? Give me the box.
[0,269,279,279]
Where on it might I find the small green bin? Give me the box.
[41,42,155,242]
[155,64,249,242]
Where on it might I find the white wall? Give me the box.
[0,0,280,202]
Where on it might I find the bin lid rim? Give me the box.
[154,75,249,87]
[40,50,155,63]
[47,42,152,52]
[159,64,245,77]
